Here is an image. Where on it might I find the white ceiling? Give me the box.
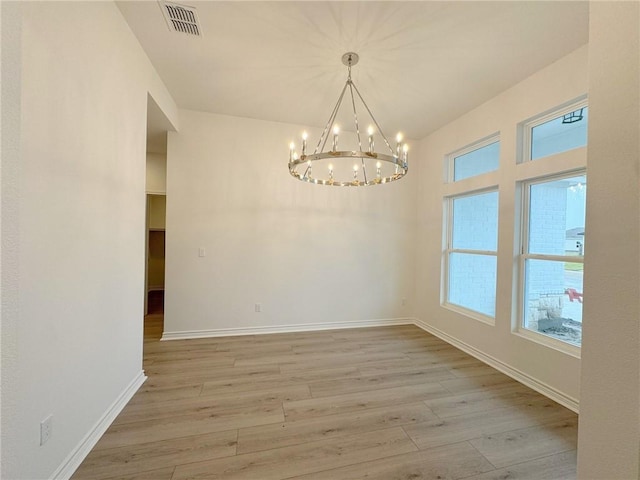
[119,1,589,141]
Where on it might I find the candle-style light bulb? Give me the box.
[396,133,403,158]
[332,125,340,152]
[353,164,359,181]
[376,161,382,179]
[289,142,295,162]
[328,163,334,181]
[403,143,409,165]
[367,125,375,153]
[302,131,308,156]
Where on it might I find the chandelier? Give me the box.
[288,52,408,187]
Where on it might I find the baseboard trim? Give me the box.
[161,318,413,341]
[412,318,579,413]
[52,371,147,480]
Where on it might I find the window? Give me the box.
[444,190,499,320]
[523,102,588,162]
[449,137,500,181]
[520,173,586,347]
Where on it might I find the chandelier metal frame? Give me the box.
[288,52,408,187]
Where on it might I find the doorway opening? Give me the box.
[144,93,171,343]
[144,194,166,340]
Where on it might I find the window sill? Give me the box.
[513,327,581,359]
[442,302,496,326]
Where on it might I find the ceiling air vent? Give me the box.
[160,1,202,36]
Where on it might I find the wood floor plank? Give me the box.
[143,339,220,355]
[234,350,408,368]
[469,418,578,468]
[462,450,577,480]
[126,384,203,406]
[72,430,236,479]
[439,372,520,394]
[143,364,282,389]
[288,441,495,480]
[279,366,362,385]
[115,385,311,425]
[197,366,374,398]
[200,377,305,397]
[278,351,411,373]
[217,343,295,357]
[283,383,451,421]
[93,466,176,480]
[289,338,360,353]
[403,398,576,450]
[95,404,283,449]
[405,342,463,356]
[447,363,504,378]
[424,383,542,418]
[144,346,224,360]
[171,427,417,480]
[237,402,435,454]
[358,356,481,377]
[329,325,422,340]
[144,355,236,373]
[308,367,457,398]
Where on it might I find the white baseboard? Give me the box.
[161,318,413,341]
[52,371,147,480]
[412,318,579,413]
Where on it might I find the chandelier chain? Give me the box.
[315,81,348,155]
[347,81,367,183]
[349,81,395,156]
[348,82,363,151]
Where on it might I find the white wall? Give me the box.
[414,45,588,408]
[164,110,417,337]
[146,152,167,194]
[1,2,178,479]
[577,2,640,477]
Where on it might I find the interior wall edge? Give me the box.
[52,371,147,480]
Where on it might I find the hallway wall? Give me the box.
[1,3,178,478]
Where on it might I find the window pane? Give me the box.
[453,141,499,181]
[452,191,499,251]
[448,252,497,317]
[523,258,583,346]
[531,107,588,160]
[528,175,586,256]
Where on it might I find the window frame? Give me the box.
[515,170,586,357]
[520,98,588,164]
[446,133,500,183]
[442,187,499,325]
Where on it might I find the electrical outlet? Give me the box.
[40,415,53,446]
[255,303,261,313]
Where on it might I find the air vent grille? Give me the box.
[160,1,201,36]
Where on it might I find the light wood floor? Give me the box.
[72,316,578,480]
